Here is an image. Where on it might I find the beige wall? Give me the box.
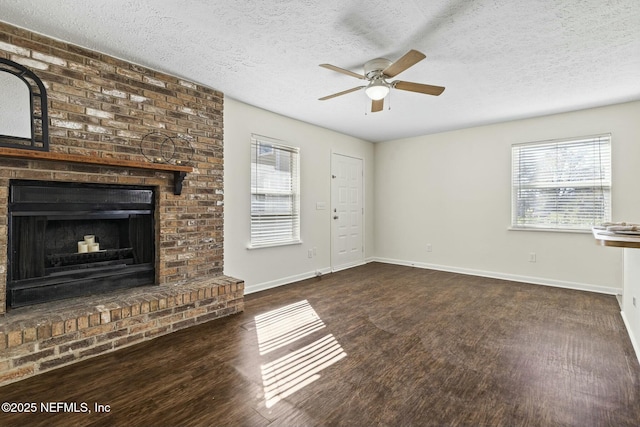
[223,98,375,293]
[374,101,640,294]
[226,100,640,295]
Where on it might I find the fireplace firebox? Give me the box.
[7,180,156,308]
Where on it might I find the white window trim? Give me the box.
[510,133,612,232]
[248,134,301,249]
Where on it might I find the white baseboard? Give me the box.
[244,267,333,295]
[246,257,622,296]
[371,257,621,295]
[245,257,375,294]
[620,310,640,365]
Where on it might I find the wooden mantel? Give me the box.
[0,147,193,195]
[592,228,640,249]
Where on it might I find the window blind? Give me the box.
[250,135,300,247]
[511,134,611,230]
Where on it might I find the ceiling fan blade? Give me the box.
[383,50,426,77]
[371,99,384,113]
[393,80,445,96]
[319,64,365,79]
[318,86,365,100]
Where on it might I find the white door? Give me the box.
[331,153,364,271]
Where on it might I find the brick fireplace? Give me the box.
[0,22,243,386]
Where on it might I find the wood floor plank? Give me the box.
[0,262,639,426]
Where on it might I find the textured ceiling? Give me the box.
[1,0,639,142]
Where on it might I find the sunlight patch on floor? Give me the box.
[255,299,326,355]
[255,300,347,408]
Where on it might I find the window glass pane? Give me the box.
[250,135,300,247]
[512,135,611,230]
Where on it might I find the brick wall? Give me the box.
[0,22,242,386]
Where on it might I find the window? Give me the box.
[250,135,300,247]
[511,134,611,231]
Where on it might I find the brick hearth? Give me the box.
[0,276,243,385]
[0,22,242,386]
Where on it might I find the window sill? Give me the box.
[508,227,591,234]
[247,240,303,250]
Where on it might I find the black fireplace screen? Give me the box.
[7,180,156,308]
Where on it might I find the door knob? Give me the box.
[333,215,339,220]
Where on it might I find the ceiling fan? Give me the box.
[318,49,445,113]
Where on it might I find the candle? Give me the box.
[88,243,100,252]
[78,241,88,253]
[84,235,95,244]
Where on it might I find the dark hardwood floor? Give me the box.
[1,262,639,427]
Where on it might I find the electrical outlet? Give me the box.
[426,244,432,252]
[307,249,313,258]
[529,252,536,263]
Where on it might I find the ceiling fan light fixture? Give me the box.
[365,79,389,100]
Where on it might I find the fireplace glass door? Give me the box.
[7,180,156,308]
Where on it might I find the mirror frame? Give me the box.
[0,58,49,151]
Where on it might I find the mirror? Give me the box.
[0,72,31,139]
[0,58,49,151]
